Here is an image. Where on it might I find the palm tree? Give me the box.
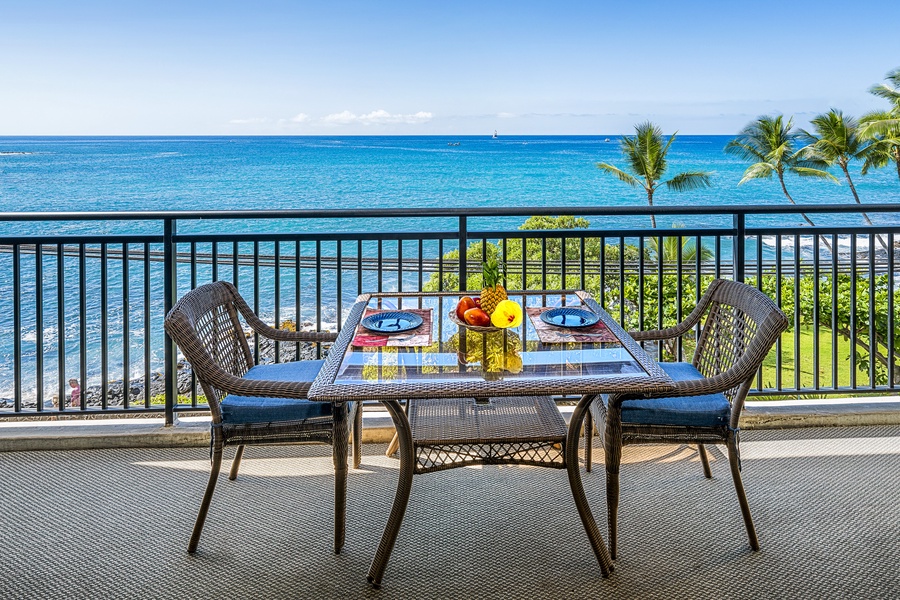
[646,233,714,263]
[861,113,900,182]
[800,109,873,223]
[597,122,712,228]
[643,223,712,263]
[861,67,900,183]
[868,67,900,109]
[724,115,837,228]
[802,109,889,252]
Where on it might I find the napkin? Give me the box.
[527,306,617,343]
[352,308,433,347]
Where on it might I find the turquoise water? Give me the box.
[3,135,899,233]
[1,136,899,402]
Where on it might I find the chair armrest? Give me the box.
[630,323,694,342]
[228,288,339,343]
[628,279,725,342]
[606,375,727,405]
[250,325,338,344]
[610,319,783,412]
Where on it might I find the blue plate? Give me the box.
[540,307,599,329]
[361,311,424,334]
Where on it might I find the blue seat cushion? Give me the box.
[617,362,731,428]
[220,360,332,425]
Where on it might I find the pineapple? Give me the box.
[480,259,507,316]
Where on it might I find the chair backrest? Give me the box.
[164,281,254,419]
[692,279,788,405]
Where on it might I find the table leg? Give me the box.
[367,399,415,588]
[564,394,614,577]
[332,401,351,554]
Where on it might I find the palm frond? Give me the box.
[869,68,900,110]
[869,83,900,105]
[803,109,867,163]
[861,144,893,174]
[724,139,765,162]
[738,162,775,184]
[596,163,639,187]
[792,151,832,171]
[790,166,839,182]
[665,172,712,192]
[859,115,900,138]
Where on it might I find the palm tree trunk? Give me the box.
[647,190,657,229]
[780,172,833,252]
[894,148,900,182]
[841,164,871,221]
[842,164,888,252]
[778,173,815,226]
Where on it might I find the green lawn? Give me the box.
[759,325,872,393]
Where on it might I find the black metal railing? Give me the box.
[1,203,899,424]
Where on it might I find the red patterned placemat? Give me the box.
[352,308,433,347]
[526,307,617,343]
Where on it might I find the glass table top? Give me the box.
[332,292,648,388]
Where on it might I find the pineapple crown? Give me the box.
[482,258,505,288]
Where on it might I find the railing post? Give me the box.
[164,218,177,426]
[733,212,745,283]
[458,216,467,291]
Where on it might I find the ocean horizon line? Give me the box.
[0,133,739,139]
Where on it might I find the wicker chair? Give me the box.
[585,279,788,558]
[164,281,362,554]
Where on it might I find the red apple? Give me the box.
[464,307,491,327]
[456,296,477,320]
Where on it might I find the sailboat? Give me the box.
[492,130,498,139]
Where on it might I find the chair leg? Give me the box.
[698,444,712,479]
[228,445,245,481]
[604,403,623,560]
[726,435,759,551]
[384,399,411,457]
[189,444,223,553]
[584,408,593,473]
[352,401,363,469]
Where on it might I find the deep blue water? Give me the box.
[1,136,898,401]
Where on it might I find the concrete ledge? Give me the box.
[0,414,399,452]
[742,397,900,429]
[1,398,898,452]
[0,417,210,452]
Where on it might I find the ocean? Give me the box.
[3,135,898,230]
[1,135,899,402]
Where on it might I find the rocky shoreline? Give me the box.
[0,326,326,412]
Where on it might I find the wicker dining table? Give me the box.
[308,290,674,588]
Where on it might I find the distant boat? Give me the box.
[605,138,610,142]
[492,130,498,139]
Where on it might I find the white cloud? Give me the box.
[322,109,433,125]
[289,113,310,123]
[497,112,517,119]
[323,110,357,124]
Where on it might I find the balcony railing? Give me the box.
[1,203,898,424]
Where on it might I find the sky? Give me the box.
[2,0,899,136]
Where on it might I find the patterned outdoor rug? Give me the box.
[1,425,897,599]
